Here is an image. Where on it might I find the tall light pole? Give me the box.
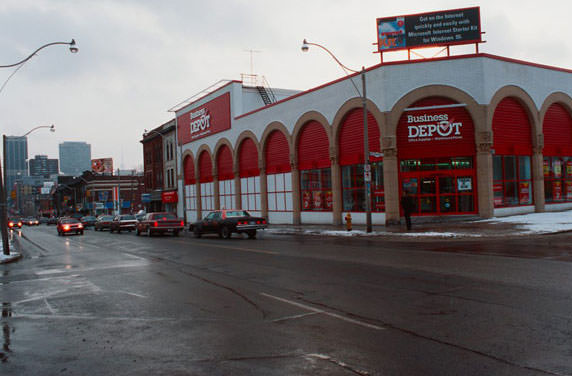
[301,39,372,232]
[0,39,76,256]
[2,125,56,255]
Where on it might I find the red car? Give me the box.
[136,212,184,237]
[7,218,23,230]
[57,217,84,236]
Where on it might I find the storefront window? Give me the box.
[300,168,332,211]
[341,162,384,212]
[493,155,533,207]
[400,157,475,215]
[544,157,572,203]
[400,157,473,172]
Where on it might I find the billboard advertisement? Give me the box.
[92,158,114,174]
[377,7,481,52]
[177,92,231,144]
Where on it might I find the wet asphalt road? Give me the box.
[2,226,572,375]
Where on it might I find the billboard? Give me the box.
[177,92,231,144]
[92,158,113,174]
[377,7,481,52]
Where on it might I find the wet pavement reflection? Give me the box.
[1,303,12,363]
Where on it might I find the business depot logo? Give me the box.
[189,108,211,139]
[407,113,463,142]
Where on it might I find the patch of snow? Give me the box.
[480,210,572,234]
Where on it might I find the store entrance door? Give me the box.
[400,158,477,216]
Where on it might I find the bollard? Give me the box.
[344,213,352,231]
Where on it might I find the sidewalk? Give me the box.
[265,210,572,240]
[0,237,22,264]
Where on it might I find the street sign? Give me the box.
[364,171,372,182]
[369,151,384,158]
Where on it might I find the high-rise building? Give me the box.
[59,142,91,176]
[4,136,28,194]
[29,155,59,178]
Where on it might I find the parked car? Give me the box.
[47,216,58,225]
[57,217,84,236]
[189,209,267,239]
[80,216,97,228]
[136,212,184,237]
[7,218,22,230]
[94,215,115,231]
[110,214,137,233]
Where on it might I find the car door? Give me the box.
[202,212,218,233]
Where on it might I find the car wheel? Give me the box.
[193,228,202,238]
[247,230,257,239]
[79,231,84,235]
[117,229,121,234]
[173,230,179,237]
[221,226,232,239]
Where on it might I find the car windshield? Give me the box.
[99,216,114,221]
[61,218,80,224]
[120,215,135,220]
[82,216,96,220]
[152,213,177,220]
[226,211,250,218]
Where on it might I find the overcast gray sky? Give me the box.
[1,0,570,171]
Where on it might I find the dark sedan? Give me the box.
[81,216,97,228]
[94,215,115,231]
[136,212,184,237]
[189,209,267,239]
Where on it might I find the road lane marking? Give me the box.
[185,240,278,255]
[260,293,384,330]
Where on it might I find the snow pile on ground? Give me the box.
[0,240,20,263]
[480,210,572,234]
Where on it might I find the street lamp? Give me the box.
[301,39,373,232]
[0,40,78,68]
[1,40,76,256]
[1,126,56,255]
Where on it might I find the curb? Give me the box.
[0,252,22,264]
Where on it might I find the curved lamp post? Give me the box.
[0,40,78,68]
[301,39,372,233]
[2,125,56,255]
[1,41,76,255]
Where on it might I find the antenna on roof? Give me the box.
[244,49,262,75]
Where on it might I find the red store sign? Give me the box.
[162,191,178,203]
[397,101,475,159]
[177,92,231,144]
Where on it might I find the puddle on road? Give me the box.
[1,302,13,363]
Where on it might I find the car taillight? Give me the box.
[153,221,158,227]
[63,225,70,230]
[8,221,14,228]
[180,221,184,227]
[256,220,261,224]
[262,219,266,224]
[78,224,83,229]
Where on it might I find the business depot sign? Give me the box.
[397,102,475,158]
[377,7,481,51]
[177,92,231,144]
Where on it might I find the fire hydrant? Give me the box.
[344,213,352,231]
